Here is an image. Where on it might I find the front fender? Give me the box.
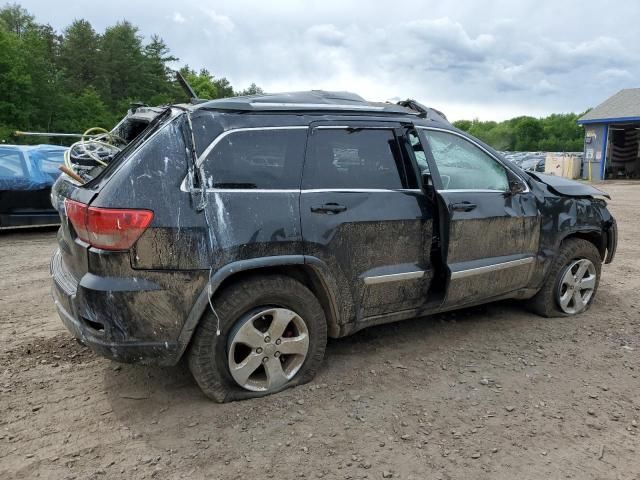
[527,193,614,291]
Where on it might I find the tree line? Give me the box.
[453,113,586,152]
[0,3,262,143]
[1,3,587,151]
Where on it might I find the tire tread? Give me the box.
[188,274,327,402]
[526,238,601,318]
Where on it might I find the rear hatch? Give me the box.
[51,107,175,287]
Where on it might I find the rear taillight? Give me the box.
[64,199,153,250]
[64,198,91,241]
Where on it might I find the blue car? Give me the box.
[0,144,67,228]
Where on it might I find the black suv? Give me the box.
[51,91,617,402]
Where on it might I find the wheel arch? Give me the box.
[558,228,606,261]
[175,256,341,362]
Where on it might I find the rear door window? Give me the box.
[303,128,407,189]
[201,128,307,189]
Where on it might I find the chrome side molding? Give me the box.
[450,257,535,280]
[363,270,425,285]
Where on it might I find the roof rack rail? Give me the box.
[195,90,416,115]
[247,102,387,111]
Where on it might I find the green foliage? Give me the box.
[59,19,100,92]
[179,67,220,99]
[0,2,33,36]
[53,88,115,134]
[237,83,264,96]
[453,112,586,152]
[0,3,263,143]
[179,66,238,100]
[0,26,31,128]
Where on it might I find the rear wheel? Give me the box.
[526,238,601,317]
[188,275,327,402]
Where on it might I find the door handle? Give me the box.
[310,203,347,214]
[450,201,477,212]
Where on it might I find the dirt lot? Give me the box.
[1,182,639,480]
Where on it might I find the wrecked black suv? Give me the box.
[51,91,617,402]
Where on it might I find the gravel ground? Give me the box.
[1,182,639,480]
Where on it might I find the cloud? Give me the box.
[306,24,346,47]
[529,36,633,75]
[597,68,633,82]
[19,0,640,120]
[201,8,234,33]
[172,12,186,24]
[492,64,529,92]
[405,17,495,64]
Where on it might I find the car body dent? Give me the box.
[524,176,615,290]
[528,172,610,199]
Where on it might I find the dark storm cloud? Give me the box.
[20,0,640,120]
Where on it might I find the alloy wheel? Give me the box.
[557,258,597,314]
[227,307,309,392]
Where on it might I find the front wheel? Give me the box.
[188,275,327,402]
[526,238,602,317]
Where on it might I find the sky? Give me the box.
[20,0,640,121]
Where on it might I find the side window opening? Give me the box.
[303,128,408,190]
[201,129,307,189]
[421,130,509,191]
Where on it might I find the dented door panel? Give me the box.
[301,190,434,322]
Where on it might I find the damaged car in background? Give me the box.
[1,105,165,229]
[0,144,67,228]
[50,90,617,402]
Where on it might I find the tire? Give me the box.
[188,274,327,402]
[526,238,602,318]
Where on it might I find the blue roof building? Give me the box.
[577,88,640,180]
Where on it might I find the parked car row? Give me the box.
[0,144,66,228]
[502,151,584,174]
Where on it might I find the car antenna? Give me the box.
[175,70,206,104]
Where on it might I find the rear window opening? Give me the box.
[65,106,173,186]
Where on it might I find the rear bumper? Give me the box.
[52,286,179,365]
[51,250,181,366]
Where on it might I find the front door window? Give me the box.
[421,130,508,191]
